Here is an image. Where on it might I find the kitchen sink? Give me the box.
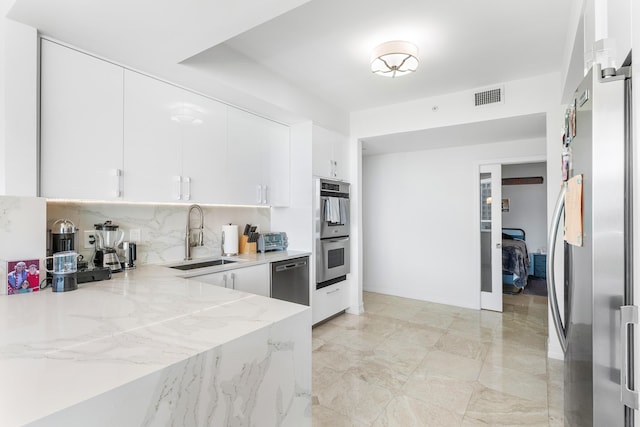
[169,259,237,271]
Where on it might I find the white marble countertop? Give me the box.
[0,262,310,426]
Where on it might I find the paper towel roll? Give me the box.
[222,224,239,256]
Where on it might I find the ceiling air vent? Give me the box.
[474,86,504,107]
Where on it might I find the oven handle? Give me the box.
[324,236,350,243]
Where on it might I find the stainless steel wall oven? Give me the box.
[315,178,350,289]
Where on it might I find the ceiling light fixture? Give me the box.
[371,41,419,78]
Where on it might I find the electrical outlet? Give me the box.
[83,230,96,249]
[130,229,141,243]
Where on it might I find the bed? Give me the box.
[502,228,530,289]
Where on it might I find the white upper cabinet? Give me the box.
[180,91,228,203]
[40,40,124,200]
[123,71,227,203]
[123,71,182,202]
[312,125,349,181]
[227,108,290,206]
[40,40,289,205]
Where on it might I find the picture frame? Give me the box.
[501,198,510,212]
[6,259,40,295]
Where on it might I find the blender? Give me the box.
[94,221,125,273]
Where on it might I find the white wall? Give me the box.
[362,138,545,309]
[0,195,47,294]
[352,72,560,311]
[0,0,14,194]
[501,162,548,254]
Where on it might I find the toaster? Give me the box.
[259,232,288,252]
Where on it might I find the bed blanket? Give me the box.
[502,239,530,288]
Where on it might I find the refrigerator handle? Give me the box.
[621,305,639,409]
[547,185,568,353]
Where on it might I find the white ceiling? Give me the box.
[7,0,571,152]
[199,0,571,112]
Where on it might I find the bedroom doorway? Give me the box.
[479,163,503,312]
[478,158,548,312]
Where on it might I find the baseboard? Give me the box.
[547,338,564,360]
[346,302,364,315]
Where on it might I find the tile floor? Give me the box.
[312,291,564,426]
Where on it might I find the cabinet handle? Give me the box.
[113,168,122,198]
[223,274,228,288]
[183,176,191,201]
[262,185,268,204]
[327,287,340,295]
[173,176,182,200]
[331,160,338,177]
[256,185,262,204]
[231,272,236,289]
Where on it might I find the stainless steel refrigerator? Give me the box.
[547,63,633,426]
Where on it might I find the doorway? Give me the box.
[479,159,548,312]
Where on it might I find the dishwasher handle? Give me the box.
[275,259,308,272]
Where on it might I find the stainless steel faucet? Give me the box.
[185,204,204,260]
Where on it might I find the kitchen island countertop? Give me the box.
[0,262,311,426]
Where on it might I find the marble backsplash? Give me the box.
[47,202,270,266]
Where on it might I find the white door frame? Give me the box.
[474,154,546,311]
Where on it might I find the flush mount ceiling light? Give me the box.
[371,40,419,78]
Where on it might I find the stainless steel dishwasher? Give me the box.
[270,256,309,306]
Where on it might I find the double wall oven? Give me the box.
[315,178,350,289]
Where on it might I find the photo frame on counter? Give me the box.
[6,259,40,295]
[501,198,510,212]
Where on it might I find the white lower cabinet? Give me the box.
[229,264,269,297]
[189,264,269,297]
[312,281,349,325]
[192,270,229,288]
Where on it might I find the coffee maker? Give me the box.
[94,221,124,273]
[48,218,77,255]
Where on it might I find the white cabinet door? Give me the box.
[331,136,349,181]
[312,125,349,180]
[40,40,124,200]
[263,120,290,207]
[123,70,182,202]
[226,108,266,205]
[180,91,228,203]
[190,271,229,288]
[227,108,290,206]
[312,281,350,325]
[189,265,269,297]
[229,264,269,297]
[124,71,228,203]
[312,131,333,178]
